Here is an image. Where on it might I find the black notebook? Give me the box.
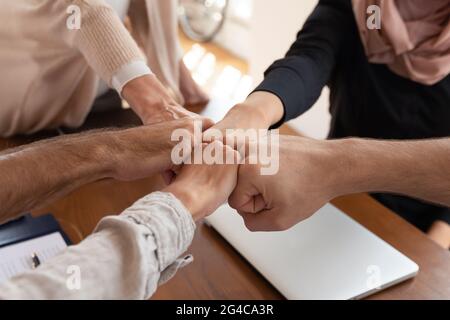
[0,214,70,284]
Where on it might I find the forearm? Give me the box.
[331,138,450,207]
[67,0,178,122]
[252,0,353,125]
[70,0,144,86]
[0,133,112,223]
[0,119,202,223]
[0,192,195,300]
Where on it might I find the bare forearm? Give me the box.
[332,138,450,207]
[0,119,202,223]
[0,133,112,222]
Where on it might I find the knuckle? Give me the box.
[181,118,196,132]
[210,139,224,148]
[172,117,195,135]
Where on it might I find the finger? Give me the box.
[172,164,182,175]
[239,209,278,232]
[204,140,241,164]
[143,114,166,125]
[203,126,224,144]
[228,168,260,210]
[238,194,267,213]
[201,117,215,131]
[222,129,254,151]
[161,170,175,185]
[190,115,215,131]
[182,142,208,165]
[223,143,242,164]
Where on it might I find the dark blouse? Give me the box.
[255,0,450,231]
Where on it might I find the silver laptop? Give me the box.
[206,204,419,300]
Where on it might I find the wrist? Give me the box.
[226,104,272,131]
[237,91,284,128]
[295,139,354,199]
[163,183,203,221]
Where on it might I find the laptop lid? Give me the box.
[206,204,419,300]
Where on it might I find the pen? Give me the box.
[31,252,41,269]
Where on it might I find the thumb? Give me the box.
[228,166,266,213]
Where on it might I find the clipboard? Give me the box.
[0,214,71,284]
[0,214,71,248]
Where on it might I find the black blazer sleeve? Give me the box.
[254,0,355,127]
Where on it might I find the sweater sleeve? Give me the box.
[0,192,196,300]
[64,0,147,87]
[254,0,354,127]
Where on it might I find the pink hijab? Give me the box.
[352,0,450,85]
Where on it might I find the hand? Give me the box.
[164,141,240,221]
[203,91,284,142]
[121,74,203,125]
[228,136,345,231]
[104,118,212,181]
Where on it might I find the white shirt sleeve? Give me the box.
[111,60,154,95]
[0,192,195,300]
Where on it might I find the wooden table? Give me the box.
[1,109,449,300]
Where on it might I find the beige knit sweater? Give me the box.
[0,0,181,136]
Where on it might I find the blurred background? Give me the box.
[179,0,330,139]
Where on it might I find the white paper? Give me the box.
[0,232,67,284]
